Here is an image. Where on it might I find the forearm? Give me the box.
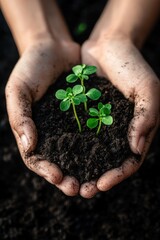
[0,0,72,54]
[90,0,160,47]
[1,0,52,53]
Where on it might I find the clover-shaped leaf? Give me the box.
[88,108,99,116]
[76,93,87,103]
[60,100,71,111]
[86,88,101,100]
[83,65,97,75]
[72,65,83,75]
[87,118,99,129]
[102,116,113,125]
[66,74,78,83]
[73,97,81,105]
[55,89,67,100]
[73,85,83,95]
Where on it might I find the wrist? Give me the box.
[88,0,159,50]
[17,31,54,55]
[90,29,142,49]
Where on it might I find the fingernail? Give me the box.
[21,134,29,151]
[137,136,145,155]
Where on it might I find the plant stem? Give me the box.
[72,101,82,132]
[96,118,102,135]
[80,78,87,111]
[80,78,84,88]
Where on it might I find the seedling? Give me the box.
[55,64,113,134]
[87,102,113,135]
[66,64,98,111]
[55,85,87,132]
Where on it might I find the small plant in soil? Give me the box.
[55,85,85,132]
[66,64,98,111]
[87,102,113,135]
[55,65,102,132]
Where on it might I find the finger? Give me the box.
[28,157,63,185]
[97,157,141,192]
[128,80,160,155]
[55,176,79,197]
[6,79,37,152]
[80,181,99,199]
[14,128,63,184]
[97,118,156,192]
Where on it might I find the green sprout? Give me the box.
[66,64,99,111]
[55,64,114,134]
[87,102,113,135]
[55,85,87,132]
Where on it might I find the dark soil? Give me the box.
[33,75,139,183]
[0,0,160,239]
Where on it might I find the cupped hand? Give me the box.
[80,37,160,198]
[6,38,81,196]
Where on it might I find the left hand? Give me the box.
[79,36,160,198]
[6,38,81,196]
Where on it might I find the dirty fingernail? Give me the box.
[137,136,145,155]
[21,134,29,151]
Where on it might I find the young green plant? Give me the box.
[87,102,113,135]
[55,85,87,132]
[66,64,98,111]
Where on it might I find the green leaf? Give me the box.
[83,65,97,75]
[66,87,72,93]
[55,89,67,100]
[98,102,103,110]
[73,97,80,105]
[72,65,83,76]
[66,74,78,83]
[87,118,99,129]
[104,103,112,110]
[101,107,111,116]
[73,85,83,95]
[86,88,101,100]
[76,94,87,103]
[60,100,71,111]
[89,108,99,116]
[82,74,89,80]
[102,116,113,125]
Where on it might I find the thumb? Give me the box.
[128,82,160,155]
[5,80,37,153]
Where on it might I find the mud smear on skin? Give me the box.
[32,75,140,184]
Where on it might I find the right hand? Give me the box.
[80,36,160,198]
[6,37,81,196]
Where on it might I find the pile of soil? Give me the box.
[0,0,160,239]
[33,75,139,183]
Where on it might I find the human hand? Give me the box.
[80,37,160,198]
[6,38,81,196]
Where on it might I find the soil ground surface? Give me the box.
[0,1,160,239]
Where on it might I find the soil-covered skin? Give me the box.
[33,75,139,183]
[0,0,160,239]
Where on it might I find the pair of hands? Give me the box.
[6,37,160,198]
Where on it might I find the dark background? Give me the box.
[0,1,160,239]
